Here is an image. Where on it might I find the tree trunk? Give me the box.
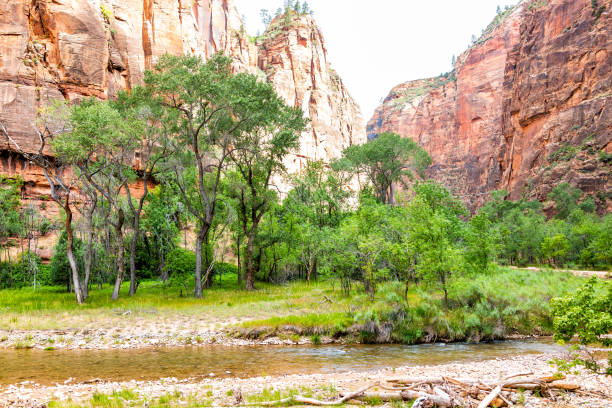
[203,232,213,289]
[160,253,168,282]
[128,212,140,296]
[64,197,83,305]
[244,233,256,291]
[441,272,448,310]
[236,235,242,284]
[83,203,95,299]
[194,228,206,298]
[111,209,125,301]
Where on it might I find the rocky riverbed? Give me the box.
[1,353,610,407]
[0,326,336,351]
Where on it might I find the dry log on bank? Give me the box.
[239,373,586,407]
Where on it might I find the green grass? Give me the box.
[390,73,456,109]
[234,267,588,344]
[48,389,216,408]
[0,267,589,345]
[0,278,353,331]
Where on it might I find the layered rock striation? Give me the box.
[369,0,611,212]
[0,0,365,197]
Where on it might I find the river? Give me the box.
[0,339,564,386]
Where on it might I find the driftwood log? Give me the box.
[238,372,593,407]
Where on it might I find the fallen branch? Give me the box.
[477,385,502,408]
[240,372,583,408]
[241,383,377,406]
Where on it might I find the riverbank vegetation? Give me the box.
[0,267,591,345]
[0,51,610,349]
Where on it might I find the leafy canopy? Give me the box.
[333,132,431,204]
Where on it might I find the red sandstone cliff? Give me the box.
[369,0,611,211]
[501,0,612,210]
[0,0,365,197]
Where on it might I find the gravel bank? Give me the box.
[1,353,610,407]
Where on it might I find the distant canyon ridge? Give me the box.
[0,0,610,212]
[369,0,611,212]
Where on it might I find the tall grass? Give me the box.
[0,267,587,342]
[236,267,587,344]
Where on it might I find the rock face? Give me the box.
[0,0,365,194]
[369,0,611,212]
[500,0,612,210]
[258,14,365,176]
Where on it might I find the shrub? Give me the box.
[165,247,196,295]
[49,231,86,290]
[551,278,611,374]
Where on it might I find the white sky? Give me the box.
[235,0,517,121]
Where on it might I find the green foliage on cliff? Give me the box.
[390,72,456,109]
[527,0,548,10]
[255,1,314,43]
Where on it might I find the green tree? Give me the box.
[53,98,140,300]
[333,132,431,204]
[589,214,612,268]
[278,161,351,283]
[2,102,85,303]
[146,53,303,296]
[50,231,86,292]
[465,212,495,272]
[405,193,464,309]
[141,185,182,281]
[226,84,306,290]
[541,233,570,266]
[113,87,171,296]
[0,176,23,261]
[548,183,583,219]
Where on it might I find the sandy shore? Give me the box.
[1,353,610,407]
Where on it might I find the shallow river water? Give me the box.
[0,340,564,386]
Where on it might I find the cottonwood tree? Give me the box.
[404,183,467,308]
[113,88,171,295]
[74,182,98,299]
[280,161,351,283]
[333,132,431,205]
[226,88,306,291]
[53,99,141,300]
[145,54,302,296]
[1,102,86,303]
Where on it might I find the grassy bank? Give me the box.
[0,277,347,332]
[0,267,587,345]
[234,267,588,344]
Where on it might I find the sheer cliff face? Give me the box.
[0,1,365,187]
[368,6,523,209]
[259,15,366,175]
[501,0,612,211]
[369,0,611,211]
[0,0,256,154]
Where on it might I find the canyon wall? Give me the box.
[369,0,611,212]
[0,0,365,197]
[259,14,365,178]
